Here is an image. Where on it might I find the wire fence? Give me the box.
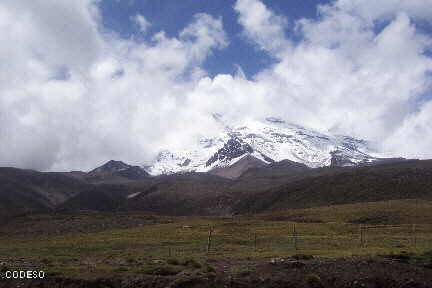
[166,223,432,258]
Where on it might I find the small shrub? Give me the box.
[141,264,183,276]
[113,267,128,273]
[40,258,52,265]
[182,258,202,269]
[170,272,206,287]
[421,250,432,261]
[293,254,314,260]
[167,258,180,266]
[47,271,61,277]
[384,251,413,263]
[230,265,255,277]
[1,265,9,273]
[126,257,137,264]
[204,264,216,273]
[305,273,323,288]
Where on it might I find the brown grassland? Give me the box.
[0,199,431,280]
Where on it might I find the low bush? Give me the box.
[381,251,413,263]
[182,258,202,269]
[293,254,314,260]
[204,264,216,273]
[113,267,128,273]
[305,273,323,288]
[167,258,180,266]
[40,258,52,265]
[170,272,207,288]
[141,264,183,276]
[0,264,9,273]
[126,257,137,264]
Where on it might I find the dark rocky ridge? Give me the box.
[1,158,431,218]
[206,137,255,167]
[209,154,267,179]
[87,160,150,181]
[90,160,131,174]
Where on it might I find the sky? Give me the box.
[0,0,432,171]
[99,0,330,78]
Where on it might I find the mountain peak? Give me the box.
[90,160,130,173]
[206,137,255,167]
[145,117,384,176]
[89,160,150,180]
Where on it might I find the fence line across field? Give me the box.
[194,223,432,255]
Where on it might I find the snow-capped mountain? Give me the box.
[145,117,384,176]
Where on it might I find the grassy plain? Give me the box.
[0,199,431,278]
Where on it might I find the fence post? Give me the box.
[414,198,419,249]
[359,224,364,247]
[293,223,298,251]
[207,224,213,253]
[254,233,257,252]
[412,224,417,248]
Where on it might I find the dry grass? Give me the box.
[0,199,431,278]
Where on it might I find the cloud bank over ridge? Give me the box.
[0,0,431,171]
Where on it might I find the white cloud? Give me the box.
[234,0,290,56]
[131,13,150,33]
[1,0,432,172]
[333,0,432,23]
[233,0,432,153]
[383,101,432,159]
[0,0,102,73]
[180,13,228,64]
[0,1,227,171]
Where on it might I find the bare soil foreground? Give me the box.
[1,256,432,288]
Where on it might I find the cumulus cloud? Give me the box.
[384,101,432,159]
[0,1,227,171]
[234,0,291,56]
[231,0,432,156]
[180,14,228,64]
[0,0,432,171]
[333,0,432,23]
[131,14,150,33]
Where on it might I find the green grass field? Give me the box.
[0,199,431,278]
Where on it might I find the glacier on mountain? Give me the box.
[145,117,383,175]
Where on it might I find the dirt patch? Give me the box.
[3,256,431,288]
